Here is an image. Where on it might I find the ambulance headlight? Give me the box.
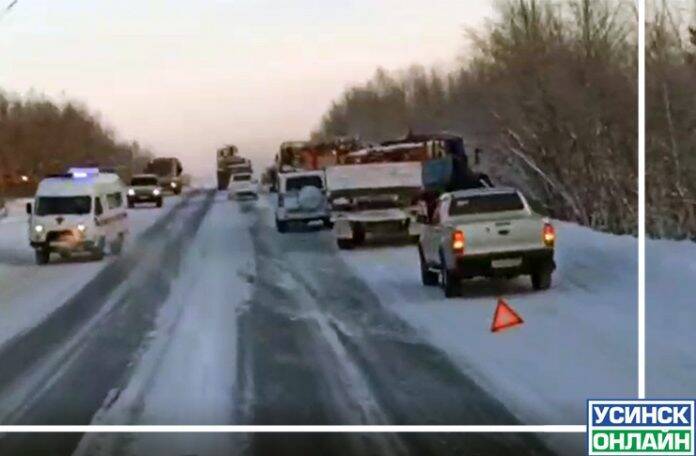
[77,224,86,233]
[127,189,135,196]
[153,188,161,196]
[34,224,44,233]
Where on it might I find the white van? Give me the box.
[27,168,129,265]
[228,173,259,200]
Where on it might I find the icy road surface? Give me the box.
[0,192,637,455]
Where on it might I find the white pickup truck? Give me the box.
[418,187,556,297]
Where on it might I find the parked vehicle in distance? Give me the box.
[326,161,423,249]
[275,170,331,232]
[228,173,259,200]
[144,157,184,194]
[418,187,556,297]
[127,174,163,208]
[27,168,129,265]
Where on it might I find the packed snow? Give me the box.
[646,238,696,398]
[0,194,185,348]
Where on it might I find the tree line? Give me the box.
[0,91,152,196]
[315,0,637,235]
[646,0,696,239]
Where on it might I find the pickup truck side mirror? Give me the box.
[26,202,32,215]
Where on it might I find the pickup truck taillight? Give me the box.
[452,230,466,254]
[543,223,556,247]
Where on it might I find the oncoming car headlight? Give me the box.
[153,188,161,196]
[170,182,177,189]
[34,224,44,233]
[127,189,135,196]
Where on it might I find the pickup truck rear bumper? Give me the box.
[454,248,555,279]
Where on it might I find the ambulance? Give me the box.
[27,168,129,265]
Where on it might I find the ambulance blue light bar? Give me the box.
[67,167,100,178]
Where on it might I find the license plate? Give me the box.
[492,258,522,268]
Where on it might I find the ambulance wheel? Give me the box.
[110,234,124,255]
[35,249,50,265]
[93,238,106,261]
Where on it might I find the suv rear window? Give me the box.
[449,193,524,216]
[285,176,323,192]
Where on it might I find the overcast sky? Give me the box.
[0,0,494,178]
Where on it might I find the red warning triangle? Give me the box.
[491,298,524,333]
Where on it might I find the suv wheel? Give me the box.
[276,218,288,233]
[419,246,438,286]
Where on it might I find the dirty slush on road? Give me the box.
[235,204,553,455]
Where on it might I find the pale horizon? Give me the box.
[0,0,495,178]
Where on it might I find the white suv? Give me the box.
[275,171,331,232]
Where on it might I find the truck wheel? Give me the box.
[128,201,134,209]
[419,246,438,286]
[531,269,552,290]
[440,251,460,298]
[35,249,50,265]
[276,218,288,233]
[337,239,354,250]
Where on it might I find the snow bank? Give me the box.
[646,238,696,398]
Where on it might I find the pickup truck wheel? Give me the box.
[531,269,552,290]
[419,246,438,286]
[275,218,288,233]
[440,252,460,298]
[337,238,354,250]
[35,249,50,265]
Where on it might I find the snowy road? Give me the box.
[0,191,638,455]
